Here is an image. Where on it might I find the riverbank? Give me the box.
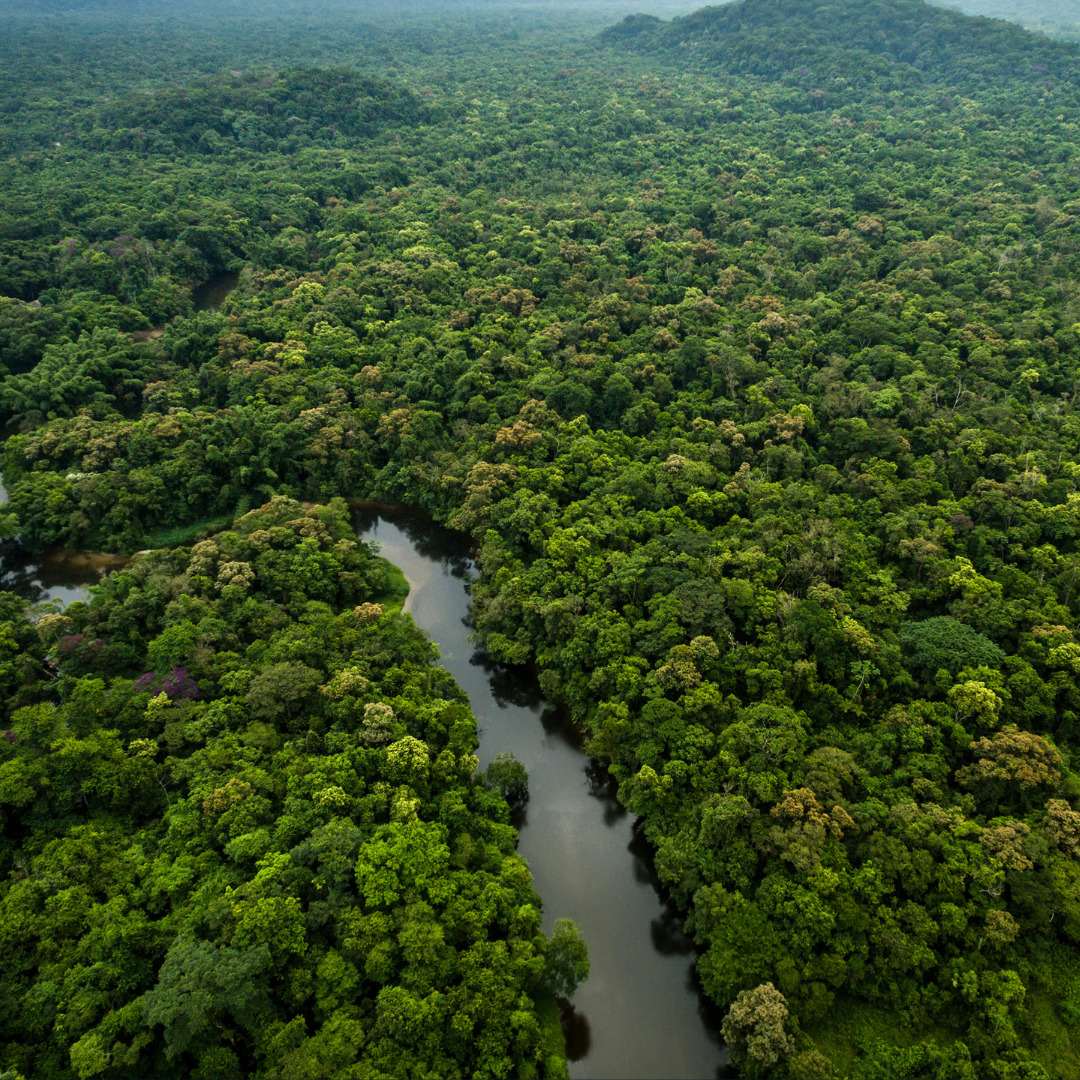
[355,508,725,1080]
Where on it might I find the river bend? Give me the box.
[355,507,724,1080]
[0,495,726,1078]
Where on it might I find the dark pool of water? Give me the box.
[0,553,100,607]
[192,270,240,312]
[0,482,114,607]
[355,507,726,1080]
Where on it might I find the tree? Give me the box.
[142,938,273,1061]
[721,983,796,1078]
[956,726,1063,799]
[899,617,1005,683]
[543,919,590,1000]
[244,661,322,724]
[481,752,529,809]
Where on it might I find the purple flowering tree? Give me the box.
[135,666,199,700]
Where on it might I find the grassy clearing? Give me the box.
[372,558,410,614]
[141,515,234,550]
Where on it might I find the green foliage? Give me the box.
[481,752,530,809]
[940,0,1080,41]
[0,504,569,1078]
[91,68,426,157]
[4,0,1080,1073]
[543,920,590,1000]
[721,982,796,1078]
[900,616,1006,680]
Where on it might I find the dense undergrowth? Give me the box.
[3,0,1080,1075]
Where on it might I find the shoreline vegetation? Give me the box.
[0,497,583,1079]
[3,0,1080,1076]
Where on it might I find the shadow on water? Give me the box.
[355,506,726,1080]
[538,701,587,752]
[651,900,699,959]
[191,270,240,313]
[559,999,593,1062]
[353,503,474,579]
[0,538,125,608]
[585,758,628,828]
[629,826,663,889]
[469,651,547,712]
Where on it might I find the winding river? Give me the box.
[0,485,727,1078]
[354,506,725,1080]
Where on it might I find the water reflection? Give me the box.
[560,1000,593,1063]
[0,483,110,607]
[585,759,628,828]
[651,903,697,958]
[353,504,473,580]
[538,702,587,752]
[0,539,119,608]
[356,508,725,1080]
[628,827,664,889]
[472,653,545,712]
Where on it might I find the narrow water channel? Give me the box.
[355,507,725,1080]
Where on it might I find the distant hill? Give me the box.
[600,0,1080,94]
[933,0,1080,41]
[90,68,427,156]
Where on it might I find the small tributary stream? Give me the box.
[0,482,126,606]
[355,506,725,1080]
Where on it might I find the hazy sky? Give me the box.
[1,0,1076,42]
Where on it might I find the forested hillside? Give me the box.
[3,0,1080,1076]
[608,0,1079,86]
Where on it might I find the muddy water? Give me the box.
[0,481,128,606]
[0,555,103,607]
[0,545,128,608]
[355,507,725,1080]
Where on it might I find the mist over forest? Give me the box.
[1,0,1077,36]
[937,0,1080,38]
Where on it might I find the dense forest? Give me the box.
[3,0,1080,1076]
[0,498,580,1078]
